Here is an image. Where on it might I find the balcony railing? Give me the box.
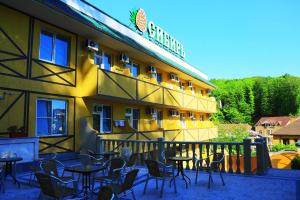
[97,69,216,113]
[96,137,271,175]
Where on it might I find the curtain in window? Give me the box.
[36,100,51,136]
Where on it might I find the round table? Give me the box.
[168,156,192,188]
[0,157,23,187]
[97,151,119,160]
[65,165,106,198]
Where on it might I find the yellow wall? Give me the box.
[0,5,217,153]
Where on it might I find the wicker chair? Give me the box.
[110,169,139,200]
[40,159,74,183]
[97,186,114,200]
[0,165,5,193]
[93,158,125,190]
[35,172,78,200]
[144,159,177,198]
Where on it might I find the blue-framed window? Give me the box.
[36,99,68,136]
[39,31,69,67]
[94,50,112,71]
[92,105,112,133]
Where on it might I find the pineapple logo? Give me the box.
[130,8,147,32]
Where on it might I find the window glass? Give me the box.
[36,99,67,136]
[131,64,139,77]
[103,53,111,70]
[156,73,162,84]
[55,36,69,66]
[92,105,112,133]
[39,31,69,67]
[39,32,53,62]
[36,100,52,136]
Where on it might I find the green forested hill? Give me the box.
[211,74,300,124]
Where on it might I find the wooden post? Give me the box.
[96,135,103,154]
[255,138,265,175]
[158,137,165,163]
[243,138,252,175]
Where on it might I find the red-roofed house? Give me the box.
[255,116,300,144]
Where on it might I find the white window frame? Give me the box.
[93,104,112,133]
[125,108,139,130]
[35,98,68,137]
[180,114,186,128]
[94,50,112,71]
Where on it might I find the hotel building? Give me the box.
[0,0,217,154]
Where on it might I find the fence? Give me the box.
[96,136,271,175]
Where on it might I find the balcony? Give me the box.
[97,69,217,113]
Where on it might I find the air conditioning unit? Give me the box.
[188,81,193,87]
[170,74,179,82]
[86,39,99,51]
[169,110,179,117]
[147,107,157,115]
[148,66,157,74]
[120,53,130,64]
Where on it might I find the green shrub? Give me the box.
[291,156,300,170]
[271,144,286,152]
[271,144,296,152]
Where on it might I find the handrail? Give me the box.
[99,69,216,103]
[97,136,271,176]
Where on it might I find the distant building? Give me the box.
[272,118,300,145]
[255,116,300,145]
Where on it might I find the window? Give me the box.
[125,108,139,130]
[157,111,163,128]
[180,113,186,128]
[125,63,139,77]
[156,73,162,84]
[92,105,112,133]
[94,50,112,71]
[282,139,289,145]
[36,99,67,136]
[191,87,195,94]
[39,31,69,67]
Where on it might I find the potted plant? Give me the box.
[8,126,27,138]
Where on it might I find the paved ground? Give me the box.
[0,161,298,200]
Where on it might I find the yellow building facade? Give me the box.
[0,1,217,154]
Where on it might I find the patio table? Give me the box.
[168,156,192,188]
[0,156,23,187]
[65,165,106,199]
[96,151,119,160]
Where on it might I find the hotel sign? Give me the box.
[130,8,186,59]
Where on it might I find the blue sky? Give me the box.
[87,0,300,79]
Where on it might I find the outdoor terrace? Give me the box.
[0,161,298,200]
[0,137,299,200]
